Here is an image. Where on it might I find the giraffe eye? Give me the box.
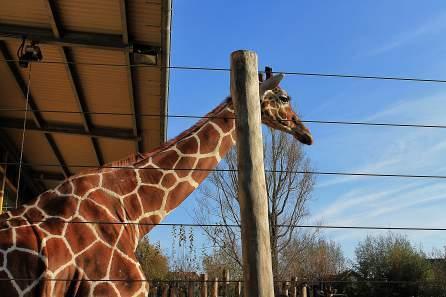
[279,95,289,103]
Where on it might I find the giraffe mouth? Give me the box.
[293,130,313,145]
[296,133,313,145]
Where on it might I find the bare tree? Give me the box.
[194,129,315,279]
[281,236,345,280]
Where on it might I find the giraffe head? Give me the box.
[259,73,313,145]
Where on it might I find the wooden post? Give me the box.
[211,277,218,297]
[237,281,242,297]
[231,50,274,297]
[291,277,298,297]
[301,283,307,297]
[281,281,289,296]
[223,268,230,297]
[188,281,195,297]
[200,274,208,297]
[170,286,178,297]
[162,284,169,297]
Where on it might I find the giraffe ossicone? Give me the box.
[0,73,312,297]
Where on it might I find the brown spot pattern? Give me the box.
[87,189,123,220]
[93,282,118,297]
[102,169,137,195]
[166,182,195,212]
[175,157,196,178]
[75,242,111,279]
[46,238,71,269]
[123,194,143,221]
[110,252,141,295]
[161,173,176,189]
[138,186,164,213]
[198,124,219,154]
[192,157,218,183]
[38,194,78,219]
[72,175,100,197]
[177,136,198,155]
[152,150,179,169]
[65,220,97,254]
[139,166,163,184]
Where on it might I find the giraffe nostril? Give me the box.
[292,116,299,125]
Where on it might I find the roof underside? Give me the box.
[0,0,171,196]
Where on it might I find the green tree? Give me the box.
[353,233,432,297]
[136,239,169,280]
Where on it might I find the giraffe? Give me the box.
[0,73,312,297]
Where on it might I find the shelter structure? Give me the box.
[0,0,172,211]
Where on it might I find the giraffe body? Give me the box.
[0,74,312,296]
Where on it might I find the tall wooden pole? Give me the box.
[230,50,275,297]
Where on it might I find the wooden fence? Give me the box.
[147,271,311,297]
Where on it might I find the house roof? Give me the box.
[0,0,171,198]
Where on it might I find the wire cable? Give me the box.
[2,58,446,83]
[3,218,446,232]
[1,107,446,130]
[15,63,32,208]
[1,161,446,180]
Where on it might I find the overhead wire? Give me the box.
[2,58,446,83]
[1,108,446,130]
[1,161,446,180]
[3,218,446,232]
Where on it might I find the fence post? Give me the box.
[200,273,208,297]
[237,281,242,297]
[282,281,290,296]
[301,283,307,297]
[162,284,169,297]
[223,269,230,297]
[212,277,218,297]
[290,277,297,297]
[230,49,275,297]
[170,285,178,297]
[188,280,195,297]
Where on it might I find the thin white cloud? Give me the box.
[362,12,446,57]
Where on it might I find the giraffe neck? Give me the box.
[114,98,236,240]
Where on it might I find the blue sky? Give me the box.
[149,1,446,260]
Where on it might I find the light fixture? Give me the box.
[17,39,43,68]
[131,44,159,65]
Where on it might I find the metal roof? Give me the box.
[0,0,171,200]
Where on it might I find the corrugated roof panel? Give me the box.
[70,47,133,129]
[51,134,98,174]
[5,41,84,125]
[57,0,122,34]
[97,138,135,164]
[6,130,61,175]
[127,0,162,45]
[0,2,50,28]
[0,54,27,119]
[140,129,161,152]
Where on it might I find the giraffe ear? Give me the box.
[259,73,284,95]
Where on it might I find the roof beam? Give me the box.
[60,48,105,165]
[0,23,161,51]
[120,0,143,152]
[160,0,172,144]
[43,0,105,165]
[0,41,71,177]
[0,117,138,140]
